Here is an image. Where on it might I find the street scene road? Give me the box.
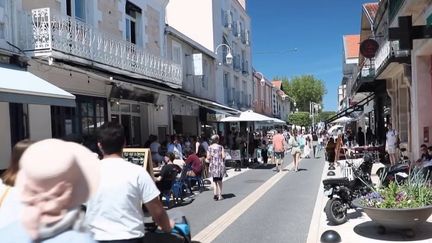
[169,154,325,242]
[2,1,432,243]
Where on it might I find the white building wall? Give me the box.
[411,54,432,160]
[28,104,52,141]
[148,94,170,135]
[0,103,12,169]
[166,0,252,108]
[166,0,214,51]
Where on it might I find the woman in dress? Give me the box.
[335,133,344,166]
[304,135,312,159]
[289,130,302,172]
[207,134,225,201]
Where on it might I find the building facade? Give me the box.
[0,0,189,168]
[166,0,253,111]
[252,71,273,117]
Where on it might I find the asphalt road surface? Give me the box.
[169,153,325,243]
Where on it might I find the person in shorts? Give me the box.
[289,130,302,172]
[272,129,285,172]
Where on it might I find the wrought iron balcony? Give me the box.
[351,59,375,93]
[19,8,182,88]
[374,40,410,75]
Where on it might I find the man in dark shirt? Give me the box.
[185,149,203,177]
[156,152,182,194]
[357,127,365,146]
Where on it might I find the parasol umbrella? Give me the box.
[330,116,354,124]
[220,110,275,122]
[328,124,344,135]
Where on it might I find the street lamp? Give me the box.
[310,101,321,132]
[215,43,233,65]
[255,71,266,86]
[282,94,296,107]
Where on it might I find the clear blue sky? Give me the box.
[248,0,374,111]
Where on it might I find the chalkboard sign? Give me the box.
[123,148,154,178]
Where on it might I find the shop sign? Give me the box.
[193,53,203,76]
[360,39,379,58]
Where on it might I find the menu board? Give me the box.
[123,148,154,178]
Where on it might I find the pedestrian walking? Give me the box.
[289,130,302,172]
[272,129,286,172]
[335,132,344,166]
[312,132,318,158]
[357,127,365,147]
[207,134,225,201]
[304,134,312,159]
[0,139,100,243]
[85,122,173,242]
[386,123,399,166]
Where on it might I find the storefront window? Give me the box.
[51,95,107,139]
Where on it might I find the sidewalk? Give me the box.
[307,161,432,243]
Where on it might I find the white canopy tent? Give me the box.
[330,116,354,124]
[220,110,276,123]
[328,124,344,135]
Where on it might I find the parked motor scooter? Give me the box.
[322,153,374,225]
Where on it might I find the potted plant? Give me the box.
[353,169,432,235]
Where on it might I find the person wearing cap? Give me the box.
[85,122,172,242]
[0,139,100,242]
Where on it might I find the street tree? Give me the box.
[318,111,337,122]
[288,112,311,127]
[277,75,326,112]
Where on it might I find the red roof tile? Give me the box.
[272,80,282,89]
[343,35,360,59]
[363,2,379,22]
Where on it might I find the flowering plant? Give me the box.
[359,169,432,209]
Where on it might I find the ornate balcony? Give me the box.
[351,59,375,93]
[19,8,182,88]
[374,40,410,78]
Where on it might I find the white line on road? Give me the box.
[306,162,327,243]
[192,161,297,243]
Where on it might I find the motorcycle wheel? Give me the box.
[325,198,348,225]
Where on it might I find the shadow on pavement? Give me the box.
[249,163,276,169]
[326,209,363,226]
[221,193,236,199]
[353,221,432,241]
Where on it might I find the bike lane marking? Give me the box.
[306,161,327,243]
[192,159,297,243]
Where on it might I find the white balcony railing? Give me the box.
[19,8,182,87]
[375,40,410,73]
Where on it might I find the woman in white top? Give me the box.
[386,123,399,166]
[289,130,302,172]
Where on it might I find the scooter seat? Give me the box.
[322,177,350,187]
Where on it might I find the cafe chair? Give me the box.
[186,174,204,193]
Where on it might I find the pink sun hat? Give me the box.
[15,138,101,209]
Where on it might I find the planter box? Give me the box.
[353,199,432,229]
